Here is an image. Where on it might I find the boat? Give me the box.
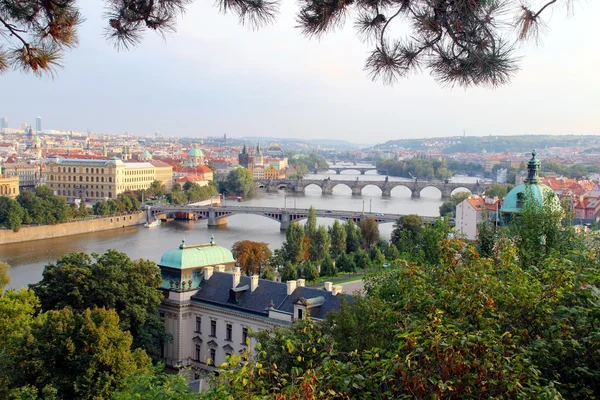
[144,219,161,228]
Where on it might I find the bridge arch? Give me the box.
[450,187,473,197]
[419,185,444,198]
[361,184,383,196]
[389,183,413,197]
[330,182,353,195]
[303,183,323,194]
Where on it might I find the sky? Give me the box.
[1,1,599,144]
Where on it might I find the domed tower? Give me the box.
[501,150,560,217]
[32,135,42,159]
[188,145,204,166]
[139,150,152,161]
[254,141,263,165]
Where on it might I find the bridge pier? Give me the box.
[280,211,290,231]
[351,186,362,196]
[411,190,420,198]
[208,209,227,227]
[381,188,391,197]
[335,170,341,174]
[360,171,366,175]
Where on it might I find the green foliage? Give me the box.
[309,225,330,263]
[384,243,400,261]
[146,180,167,199]
[93,192,141,216]
[0,262,9,292]
[302,261,319,282]
[280,262,297,282]
[112,365,198,400]
[282,223,306,265]
[328,219,346,259]
[542,161,600,179]
[353,249,370,270]
[377,157,453,180]
[319,254,337,277]
[305,206,317,238]
[30,250,166,361]
[438,191,470,217]
[336,253,356,273]
[0,196,24,231]
[484,184,513,198]
[166,188,187,206]
[391,214,422,249]
[370,247,385,267]
[344,219,362,253]
[358,217,379,248]
[260,265,276,281]
[224,168,255,198]
[11,307,151,400]
[183,182,216,203]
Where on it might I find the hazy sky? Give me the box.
[1,1,598,143]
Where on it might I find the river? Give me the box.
[2,167,481,289]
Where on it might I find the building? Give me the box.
[265,143,285,158]
[455,196,501,240]
[1,161,45,190]
[0,163,19,198]
[0,117,7,130]
[186,146,205,167]
[35,116,42,132]
[496,168,507,184]
[238,144,250,169]
[501,150,560,216]
[46,157,173,203]
[158,236,348,374]
[149,160,175,191]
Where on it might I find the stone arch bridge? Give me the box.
[257,177,483,199]
[148,205,437,231]
[316,166,378,175]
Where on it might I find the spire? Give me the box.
[179,237,186,249]
[242,143,248,154]
[524,150,540,184]
[256,141,262,156]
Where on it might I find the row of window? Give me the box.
[0,185,17,195]
[58,189,112,198]
[50,184,107,190]
[49,175,113,183]
[195,316,248,344]
[125,169,152,175]
[53,167,106,174]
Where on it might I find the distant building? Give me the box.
[0,162,20,198]
[158,236,349,375]
[2,161,45,190]
[496,168,507,184]
[0,117,7,130]
[35,116,42,132]
[264,143,285,158]
[455,196,501,240]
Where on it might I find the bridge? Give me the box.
[257,177,483,199]
[148,205,437,231]
[317,166,378,175]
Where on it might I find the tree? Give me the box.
[146,180,167,199]
[336,253,356,273]
[384,244,400,261]
[0,196,25,231]
[485,184,513,198]
[30,250,166,361]
[0,262,9,292]
[308,226,330,263]
[281,223,306,265]
[359,218,379,249]
[353,249,370,270]
[319,254,337,277]
[113,367,198,400]
[328,219,347,259]
[344,220,362,253]
[166,189,187,206]
[260,265,275,281]
[371,247,385,267]
[231,240,272,276]
[303,261,319,283]
[224,168,255,198]
[439,192,470,217]
[10,307,151,400]
[305,206,317,239]
[280,262,297,282]
[0,1,571,87]
[391,214,422,248]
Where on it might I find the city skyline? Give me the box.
[1,1,599,142]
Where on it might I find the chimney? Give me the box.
[214,264,225,272]
[232,267,241,288]
[204,266,213,280]
[324,282,333,292]
[251,275,259,292]
[286,280,297,295]
[297,279,305,287]
[333,285,343,296]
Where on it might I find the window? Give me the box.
[210,320,216,337]
[226,324,232,341]
[195,316,202,333]
[242,327,248,344]
[298,309,303,320]
[209,349,216,366]
[195,344,201,361]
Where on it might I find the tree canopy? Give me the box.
[0,0,574,87]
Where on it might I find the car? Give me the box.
[376,213,384,216]
[382,262,391,268]
[325,210,333,213]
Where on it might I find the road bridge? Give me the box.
[148,205,438,231]
[316,166,378,175]
[257,177,483,199]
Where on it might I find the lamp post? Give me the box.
[362,200,364,214]
[284,195,287,211]
[370,198,372,213]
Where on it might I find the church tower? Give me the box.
[238,143,250,168]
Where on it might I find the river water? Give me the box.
[2,167,480,289]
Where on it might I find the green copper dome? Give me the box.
[33,135,41,143]
[158,237,234,270]
[501,150,560,213]
[188,147,204,158]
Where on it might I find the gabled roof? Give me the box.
[191,273,349,320]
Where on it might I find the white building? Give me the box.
[455,196,500,240]
[157,236,348,375]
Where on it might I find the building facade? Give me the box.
[157,237,347,374]
[46,157,173,203]
[0,163,19,198]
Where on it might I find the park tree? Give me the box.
[166,188,187,206]
[146,180,167,199]
[224,167,255,198]
[231,240,272,276]
[485,184,513,198]
[359,217,379,248]
[30,250,166,361]
[0,262,8,292]
[304,206,317,239]
[10,307,151,400]
[328,219,347,259]
[280,262,297,282]
[370,247,386,267]
[319,254,337,277]
[113,367,198,400]
[281,223,306,265]
[353,248,370,270]
[302,261,319,283]
[391,214,422,249]
[336,253,356,273]
[0,0,574,87]
[260,265,275,281]
[308,225,331,263]
[384,243,400,261]
[344,219,362,253]
[0,196,25,231]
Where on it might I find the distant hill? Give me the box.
[241,137,358,150]
[377,135,600,153]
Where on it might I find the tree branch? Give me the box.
[0,16,31,50]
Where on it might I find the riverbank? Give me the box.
[0,212,147,245]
